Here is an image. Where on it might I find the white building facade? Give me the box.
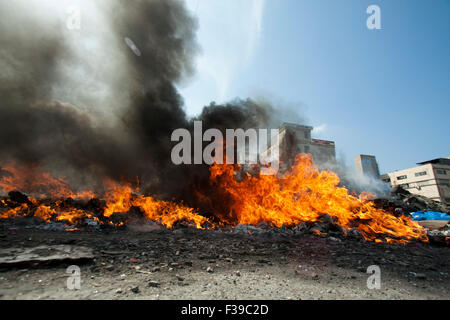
[380,157,450,208]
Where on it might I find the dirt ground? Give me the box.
[0,220,449,300]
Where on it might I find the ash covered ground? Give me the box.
[0,220,448,300]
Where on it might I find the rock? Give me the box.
[235,270,241,277]
[176,274,184,281]
[152,266,161,272]
[115,288,123,294]
[148,280,160,287]
[130,286,140,294]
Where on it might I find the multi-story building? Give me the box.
[380,157,450,207]
[354,155,380,179]
[263,123,336,170]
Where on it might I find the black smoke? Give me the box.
[0,0,274,200]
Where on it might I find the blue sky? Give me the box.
[179,0,450,174]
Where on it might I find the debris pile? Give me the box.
[2,158,449,245]
[2,188,447,245]
[371,187,449,245]
[373,186,449,214]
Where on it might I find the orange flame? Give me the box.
[0,163,95,200]
[0,155,428,243]
[102,179,208,228]
[202,154,427,243]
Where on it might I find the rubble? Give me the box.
[1,186,448,246]
[374,186,449,214]
[427,229,450,246]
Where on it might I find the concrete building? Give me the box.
[264,123,336,170]
[354,155,380,178]
[380,157,450,208]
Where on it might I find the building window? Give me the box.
[304,131,310,140]
[397,175,407,180]
[415,171,427,177]
[417,180,433,187]
[382,178,391,183]
[436,169,447,175]
[401,184,410,189]
[304,145,310,153]
[438,179,450,186]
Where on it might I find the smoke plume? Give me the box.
[0,0,275,199]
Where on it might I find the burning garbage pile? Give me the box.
[372,187,449,245]
[1,154,438,245]
[0,0,446,247]
[0,163,209,230]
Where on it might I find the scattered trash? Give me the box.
[412,211,450,221]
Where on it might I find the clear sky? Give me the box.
[179,0,450,174]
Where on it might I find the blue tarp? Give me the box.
[411,211,450,221]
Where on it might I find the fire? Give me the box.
[200,154,427,243]
[0,166,208,229]
[0,163,96,200]
[102,180,208,229]
[0,155,429,244]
